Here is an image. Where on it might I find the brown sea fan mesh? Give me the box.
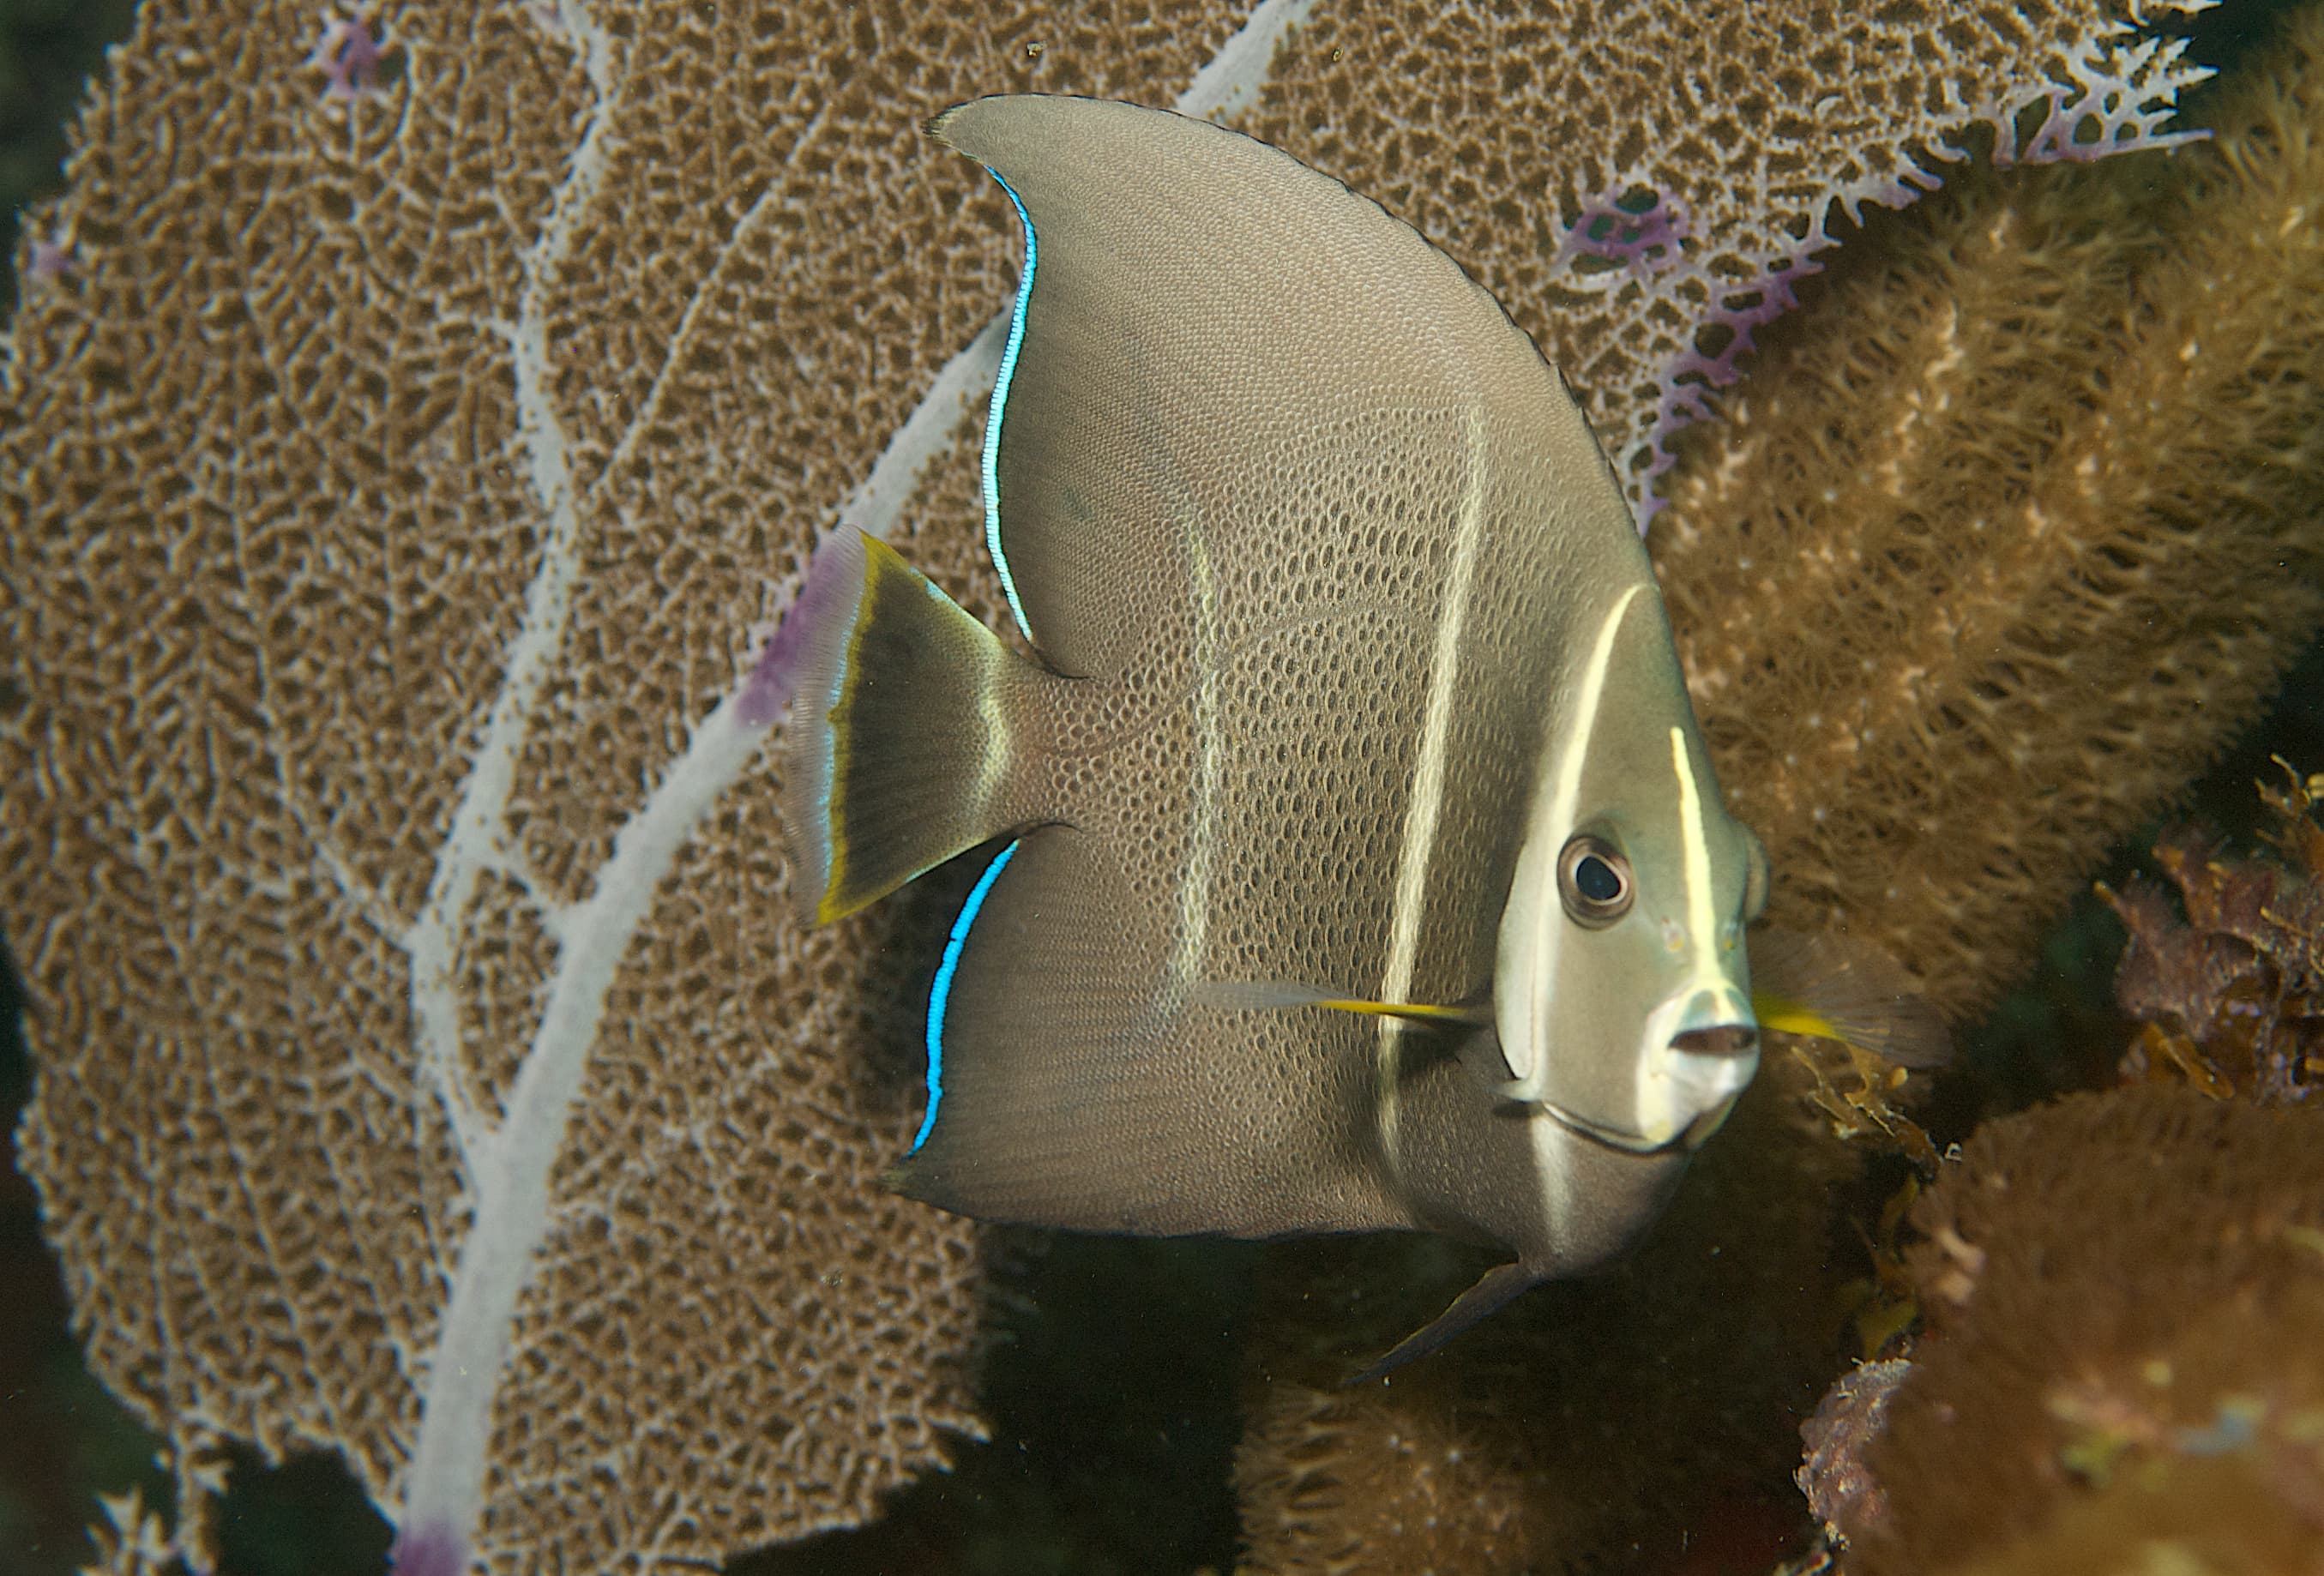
[0,0,1258,1569]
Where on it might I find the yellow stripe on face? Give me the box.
[1499,583,1646,1091]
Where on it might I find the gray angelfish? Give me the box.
[772,94,1770,1378]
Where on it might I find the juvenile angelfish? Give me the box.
[773,94,1768,1377]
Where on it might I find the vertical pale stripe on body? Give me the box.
[1373,410,1490,1164]
[1171,515,1226,994]
[1543,586,1647,864]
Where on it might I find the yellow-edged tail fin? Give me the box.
[1749,928,1951,1069]
[776,529,1031,925]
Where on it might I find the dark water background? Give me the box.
[1,1,2318,1572]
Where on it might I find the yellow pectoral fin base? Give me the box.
[1751,993,1847,1044]
[1197,980,1490,1029]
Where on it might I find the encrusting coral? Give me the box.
[1835,1086,2324,1575]
[1787,767,2324,1575]
[1235,8,2324,1573]
[2104,761,2324,1105]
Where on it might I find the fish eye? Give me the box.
[1557,834,1632,927]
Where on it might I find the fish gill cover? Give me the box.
[0,0,2308,1573]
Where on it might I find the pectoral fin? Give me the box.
[1749,928,1952,1069]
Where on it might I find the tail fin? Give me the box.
[777,529,1031,924]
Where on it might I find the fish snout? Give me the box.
[1669,1022,1758,1059]
[1627,987,1761,1148]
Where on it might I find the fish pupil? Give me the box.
[1574,855,1622,904]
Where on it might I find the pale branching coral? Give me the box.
[1651,9,2324,1025]
[1845,1086,2324,1574]
[77,1489,182,1576]
[1243,0,2213,515]
[0,0,1302,1569]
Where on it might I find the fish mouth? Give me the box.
[1528,1099,1686,1156]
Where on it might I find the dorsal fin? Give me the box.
[930,94,1635,680]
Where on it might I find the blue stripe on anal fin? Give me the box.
[980,173,1039,645]
[913,838,1025,1154]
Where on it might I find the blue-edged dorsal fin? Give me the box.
[929,94,1621,683]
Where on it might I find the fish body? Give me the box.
[774,95,1767,1372]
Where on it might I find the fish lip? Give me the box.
[1525,1098,1685,1156]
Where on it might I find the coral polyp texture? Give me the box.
[1651,6,2324,1024]
[0,0,1296,1568]
[1243,0,2213,516]
[1841,1086,2324,1574]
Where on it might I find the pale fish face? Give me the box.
[1492,593,1767,1150]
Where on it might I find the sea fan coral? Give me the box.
[1243,0,2213,516]
[1844,1086,2324,1574]
[2,0,1285,1569]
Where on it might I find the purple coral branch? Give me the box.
[1551,182,1694,282]
[388,1520,466,1576]
[27,237,75,281]
[1641,262,1812,498]
[738,529,862,727]
[312,15,387,99]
